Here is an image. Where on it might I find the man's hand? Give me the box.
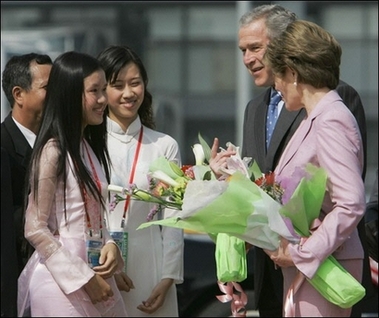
[209,137,236,178]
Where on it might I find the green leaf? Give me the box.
[169,161,184,177]
[149,156,182,179]
[203,170,212,181]
[250,160,263,181]
[198,132,211,164]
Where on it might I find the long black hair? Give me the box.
[97,45,155,129]
[27,51,111,217]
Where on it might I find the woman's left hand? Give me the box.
[137,278,174,314]
[93,242,120,279]
[264,237,294,268]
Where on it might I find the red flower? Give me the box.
[265,171,276,186]
[254,171,283,203]
[254,176,264,187]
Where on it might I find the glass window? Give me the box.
[52,7,116,21]
[147,46,182,94]
[323,3,378,39]
[188,7,236,40]
[366,42,378,93]
[368,5,378,38]
[148,7,182,40]
[188,45,236,94]
[1,8,41,28]
[339,40,377,94]
[339,41,364,92]
[322,5,364,38]
[188,47,213,93]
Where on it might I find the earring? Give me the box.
[293,81,297,86]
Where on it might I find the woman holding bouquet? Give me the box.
[97,45,184,317]
[260,20,366,316]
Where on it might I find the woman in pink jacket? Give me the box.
[262,20,365,316]
[18,51,128,317]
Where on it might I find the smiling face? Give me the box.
[106,62,145,131]
[238,18,274,87]
[82,69,107,127]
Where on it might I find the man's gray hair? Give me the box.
[239,4,297,41]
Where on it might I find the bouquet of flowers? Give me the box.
[108,135,365,316]
[108,134,215,220]
[131,142,301,251]
[108,135,256,315]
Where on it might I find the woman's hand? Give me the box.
[264,237,294,268]
[209,137,236,179]
[83,274,113,304]
[114,271,135,292]
[93,242,120,279]
[137,278,173,314]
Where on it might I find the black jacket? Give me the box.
[1,112,34,275]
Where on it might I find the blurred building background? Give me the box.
[1,1,378,195]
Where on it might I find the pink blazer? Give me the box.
[275,90,365,279]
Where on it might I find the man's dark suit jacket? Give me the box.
[1,112,34,275]
[1,147,18,317]
[241,80,374,316]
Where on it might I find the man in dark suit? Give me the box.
[238,4,374,317]
[1,147,18,317]
[1,53,52,275]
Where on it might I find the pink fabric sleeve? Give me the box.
[24,140,94,294]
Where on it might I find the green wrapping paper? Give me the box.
[279,164,326,235]
[307,255,365,308]
[280,164,365,308]
[215,233,247,283]
[137,164,366,308]
[138,172,295,250]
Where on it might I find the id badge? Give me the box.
[109,231,128,272]
[86,237,103,269]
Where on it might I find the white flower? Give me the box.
[149,170,180,187]
[192,143,205,165]
[219,142,252,179]
[108,185,125,193]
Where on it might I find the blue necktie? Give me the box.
[266,91,281,148]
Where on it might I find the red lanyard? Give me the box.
[121,126,143,227]
[82,140,102,232]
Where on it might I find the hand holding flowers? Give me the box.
[108,134,366,315]
[265,237,294,268]
[209,137,252,180]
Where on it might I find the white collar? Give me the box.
[107,116,142,144]
[12,116,36,147]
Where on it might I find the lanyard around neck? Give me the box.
[82,140,102,233]
[121,126,144,227]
